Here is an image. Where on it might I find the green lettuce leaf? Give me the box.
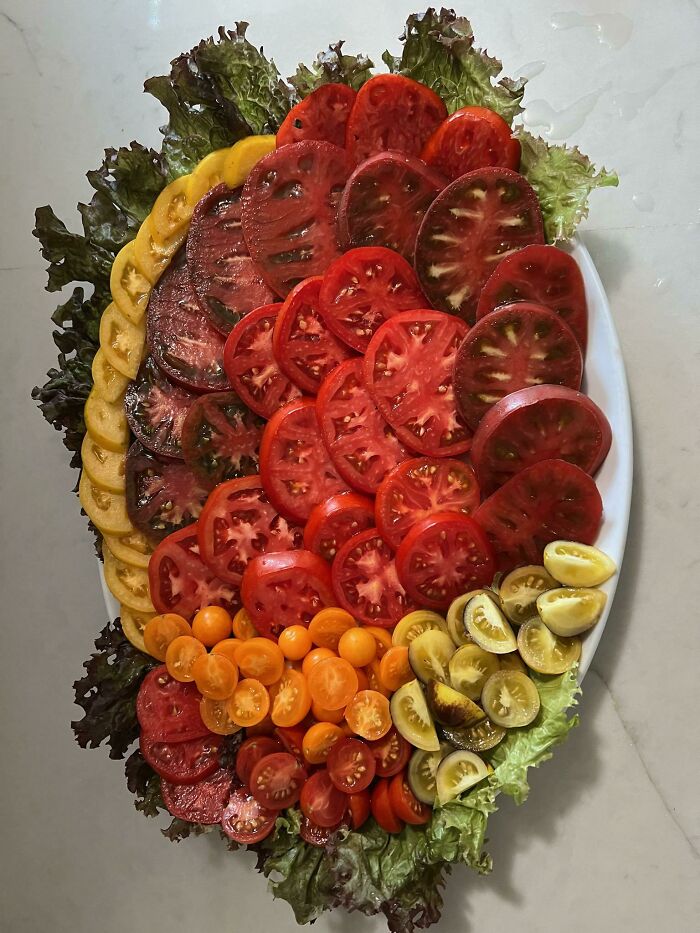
[290,42,374,96]
[125,748,165,817]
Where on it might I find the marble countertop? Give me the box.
[1,1,698,930]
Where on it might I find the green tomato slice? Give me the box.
[448,643,499,700]
[392,610,448,647]
[435,750,491,804]
[465,593,517,654]
[407,744,449,804]
[537,587,607,636]
[481,670,540,728]
[408,630,456,683]
[543,540,616,587]
[517,617,582,674]
[499,565,558,625]
[390,679,440,752]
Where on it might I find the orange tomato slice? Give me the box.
[308,607,356,650]
[301,647,337,678]
[302,722,345,765]
[227,678,270,727]
[365,626,394,659]
[379,646,413,692]
[211,638,245,666]
[235,638,285,686]
[311,700,346,724]
[192,653,238,700]
[165,635,206,682]
[307,657,359,710]
[269,669,311,727]
[232,607,259,640]
[364,658,391,697]
[200,697,242,736]
[143,614,192,661]
[345,690,392,741]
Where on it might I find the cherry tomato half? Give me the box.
[300,769,348,828]
[389,771,431,825]
[370,778,404,834]
[249,752,307,810]
[327,738,376,794]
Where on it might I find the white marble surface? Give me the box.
[1,1,699,931]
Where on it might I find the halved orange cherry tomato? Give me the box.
[269,669,311,727]
[278,625,313,661]
[227,678,270,727]
[365,626,393,659]
[379,646,413,692]
[192,653,238,700]
[345,690,392,741]
[307,658,359,710]
[348,790,371,829]
[144,613,192,661]
[371,778,404,833]
[192,606,233,646]
[338,627,377,667]
[302,722,345,765]
[327,737,376,793]
[311,701,346,724]
[364,659,391,697]
[165,635,206,682]
[199,697,242,735]
[302,647,337,678]
[233,607,258,640]
[389,771,431,825]
[308,607,356,650]
[211,638,244,666]
[235,638,285,686]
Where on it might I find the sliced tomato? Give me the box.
[327,738,376,793]
[241,140,353,297]
[146,250,231,392]
[415,167,544,324]
[319,247,426,352]
[235,735,283,788]
[396,512,495,609]
[474,459,604,572]
[148,523,241,620]
[375,457,480,549]
[388,771,431,825]
[221,786,277,844]
[161,766,233,824]
[197,475,303,584]
[259,398,349,523]
[331,527,416,627]
[476,244,588,351]
[364,310,471,457]
[300,769,348,827]
[299,814,343,846]
[471,385,612,494]
[140,733,222,785]
[370,778,404,833]
[347,790,371,829]
[421,106,521,180]
[136,665,209,742]
[249,752,307,810]
[304,493,376,561]
[337,151,445,262]
[316,359,410,494]
[453,303,583,431]
[345,74,447,163]
[272,276,354,394]
[274,726,306,761]
[368,727,412,778]
[222,303,300,420]
[123,357,195,460]
[181,391,263,488]
[186,183,276,335]
[242,550,335,637]
[277,83,357,147]
[125,442,209,542]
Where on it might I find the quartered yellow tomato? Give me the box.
[543,541,617,587]
[99,302,145,380]
[83,390,129,453]
[448,643,500,700]
[102,545,155,614]
[133,214,185,285]
[499,565,558,626]
[481,670,540,728]
[446,591,480,646]
[81,434,126,493]
[435,750,491,804]
[120,605,155,653]
[78,471,132,535]
[102,530,154,569]
[537,587,607,637]
[191,147,231,191]
[392,610,447,647]
[109,241,152,325]
[390,679,440,752]
[464,593,517,654]
[517,617,581,675]
[91,349,129,404]
[222,135,276,189]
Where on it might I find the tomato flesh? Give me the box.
[235,735,283,788]
[124,356,195,460]
[161,766,233,824]
[136,666,209,742]
[348,790,371,829]
[421,106,521,180]
[249,752,307,810]
[221,786,277,844]
[304,493,376,561]
[368,727,412,778]
[300,769,348,827]
[299,814,343,846]
[140,733,222,785]
[277,83,357,148]
[370,778,404,834]
[327,738,376,793]
[388,771,431,825]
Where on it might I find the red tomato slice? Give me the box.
[299,814,343,846]
[304,492,376,561]
[345,74,447,163]
[235,735,283,788]
[274,726,306,761]
[272,276,354,394]
[223,303,301,420]
[161,766,233,824]
[148,523,241,620]
[388,771,431,825]
[331,527,416,628]
[375,457,481,549]
[475,459,604,572]
[415,167,544,324]
[277,83,357,148]
[476,244,588,351]
[221,786,277,844]
[241,140,353,297]
[453,302,583,431]
[327,738,376,794]
[337,151,445,262]
[471,385,612,494]
[319,247,426,352]
[300,769,348,827]
[368,727,411,778]
[123,357,195,460]
[364,310,471,457]
[421,106,521,180]
[370,777,404,833]
[140,732,222,785]
[395,512,495,609]
[249,752,308,810]
[347,790,371,830]
[136,666,209,742]
[259,398,350,523]
[197,475,303,584]
[241,550,335,637]
[316,359,410,494]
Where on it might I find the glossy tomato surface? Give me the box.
[123,356,195,460]
[421,106,521,180]
[136,665,209,742]
[304,493,376,561]
[221,786,277,843]
[300,769,348,827]
[140,732,222,785]
[277,83,357,148]
[161,767,234,824]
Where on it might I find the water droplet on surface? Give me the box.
[653,277,670,293]
[515,60,546,81]
[523,86,609,141]
[632,193,655,213]
[550,11,634,49]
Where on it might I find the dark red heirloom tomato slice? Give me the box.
[125,442,209,543]
[337,151,446,262]
[140,733,222,785]
[453,302,583,431]
[249,752,308,810]
[316,358,410,494]
[299,815,343,846]
[327,738,376,794]
[136,666,209,742]
[235,735,283,788]
[375,457,480,549]
[148,523,241,620]
[345,73,447,164]
[259,398,349,523]
[347,790,371,830]
[388,771,431,825]
[241,140,353,297]
[147,250,231,392]
[300,769,348,827]
[242,550,335,637]
[319,247,426,352]
[223,303,301,420]
[476,244,588,352]
[475,459,604,572]
[277,82,357,148]
[421,106,521,180]
[124,356,195,460]
[368,727,412,778]
[471,384,612,494]
[272,277,354,394]
[181,391,263,489]
[197,475,303,584]
[395,512,495,609]
[331,528,416,628]
[415,167,544,324]
[370,778,404,834]
[364,310,471,457]
[186,183,276,335]
[304,492,376,561]
[221,786,277,844]
[161,766,234,824]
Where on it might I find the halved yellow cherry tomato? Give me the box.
[91,349,129,404]
[143,613,192,661]
[543,541,617,587]
[191,606,233,646]
[236,638,285,686]
[102,545,155,613]
[120,605,154,653]
[200,697,242,735]
[309,607,356,650]
[81,434,126,494]
[365,626,393,659]
[392,610,447,647]
[99,302,145,380]
[211,638,245,666]
[499,566,557,626]
[228,678,271,727]
[103,530,154,569]
[338,627,377,667]
[79,471,132,535]
[191,147,231,191]
[150,174,202,241]
[222,135,276,189]
[133,213,185,284]
[192,653,238,700]
[517,617,582,674]
[448,643,499,700]
[232,607,258,640]
[278,625,313,660]
[84,390,129,452]
[109,241,151,325]
[270,669,312,726]
[345,690,392,741]
[302,722,345,764]
[537,587,607,637]
[165,635,206,682]
[379,645,414,693]
[481,670,540,728]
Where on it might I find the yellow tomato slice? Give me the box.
[191,147,231,191]
[84,390,129,453]
[150,175,195,241]
[543,540,617,587]
[99,301,145,380]
[102,545,155,613]
[120,605,154,653]
[109,241,151,325]
[91,349,130,404]
[80,434,126,493]
[517,617,581,675]
[222,135,276,188]
[78,471,132,535]
[102,530,154,568]
[133,214,185,284]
